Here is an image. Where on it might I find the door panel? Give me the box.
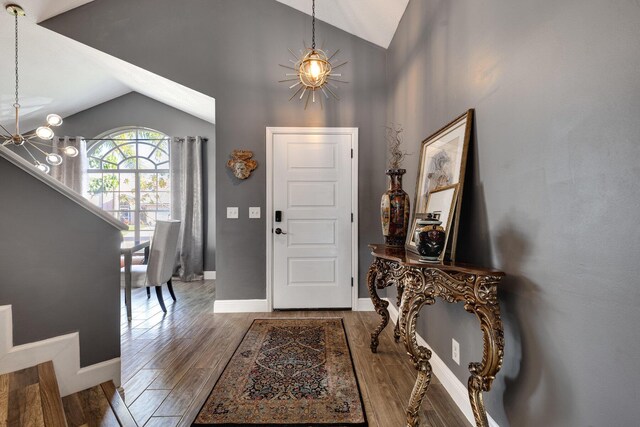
[287,220,336,246]
[288,258,336,284]
[288,143,336,168]
[272,131,353,309]
[288,182,336,207]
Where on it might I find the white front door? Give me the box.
[268,128,356,309]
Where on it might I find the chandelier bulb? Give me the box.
[36,126,55,140]
[46,114,63,127]
[35,162,50,174]
[63,146,79,157]
[45,153,63,166]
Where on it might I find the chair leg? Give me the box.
[146,287,151,299]
[155,286,167,313]
[167,278,177,301]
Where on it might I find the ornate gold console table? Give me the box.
[366,244,505,427]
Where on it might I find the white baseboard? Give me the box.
[355,298,375,311]
[204,271,216,280]
[384,299,499,427]
[0,305,121,397]
[213,299,269,313]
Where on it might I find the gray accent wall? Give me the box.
[42,0,388,300]
[0,157,121,367]
[386,1,640,426]
[53,92,216,270]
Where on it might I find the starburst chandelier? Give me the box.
[280,0,347,109]
[0,4,76,174]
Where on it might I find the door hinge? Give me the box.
[351,277,354,287]
[351,213,354,222]
[351,148,353,158]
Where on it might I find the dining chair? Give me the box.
[120,220,181,313]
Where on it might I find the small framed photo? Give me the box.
[406,184,459,255]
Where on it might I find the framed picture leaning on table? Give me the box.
[407,110,474,260]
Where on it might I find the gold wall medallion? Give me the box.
[227,150,257,180]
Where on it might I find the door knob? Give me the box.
[275,228,287,235]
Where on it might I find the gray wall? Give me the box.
[0,157,121,367]
[43,0,388,300]
[386,0,640,426]
[53,92,216,270]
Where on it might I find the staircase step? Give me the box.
[100,382,137,427]
[0,361,67,427]
[38,362,68,427]
[63,381,137,427]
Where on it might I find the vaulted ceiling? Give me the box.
[276,0,409,48]
[0,0,407,131]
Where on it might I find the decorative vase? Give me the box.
[380,168,410,247]
[415,214,446,262]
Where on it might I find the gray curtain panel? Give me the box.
[50,136,88,194]
[170,136,204,281]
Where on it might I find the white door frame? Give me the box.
[266,127,358,311]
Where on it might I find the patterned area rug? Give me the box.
[194,318,366,426]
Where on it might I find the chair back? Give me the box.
[146,220,181,286]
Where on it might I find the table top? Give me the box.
[369,244,504,277]
[120,240,150,254]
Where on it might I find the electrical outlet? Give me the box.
[249,207,261,219]
[226,207,239,219]
[452,339,460,365]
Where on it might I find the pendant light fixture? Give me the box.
[280,0,347,109]
[0,4,76,174]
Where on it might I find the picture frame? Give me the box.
[406,184,459,256]
[407,110,473,260]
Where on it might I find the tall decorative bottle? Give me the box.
[380,168,410,247]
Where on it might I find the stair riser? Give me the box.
[0,305,121,397]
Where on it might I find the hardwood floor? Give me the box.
[0,361,66,427]
[120,280,471,427]
[63,381,137,427]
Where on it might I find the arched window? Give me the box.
[87,127,171,243]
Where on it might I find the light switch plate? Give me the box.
[227,207,239,219]
[452,338,460,365]
[249,207,261,219]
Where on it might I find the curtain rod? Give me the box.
[79,137,208,142]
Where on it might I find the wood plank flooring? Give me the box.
[0,361,67,427]
[120,280,471,427]
[62,380,136,427]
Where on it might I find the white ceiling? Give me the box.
[0,0,215,133]
[9,0,94,22]
[276,0,409,49]
[0,0,404,132]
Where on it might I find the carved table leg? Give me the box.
[393,282,405,343]
[400,288,435,427]
[367,259,389,353]
[464,295,504,427]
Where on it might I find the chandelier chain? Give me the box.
[14,12,19,108]
[311,0,316,49]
